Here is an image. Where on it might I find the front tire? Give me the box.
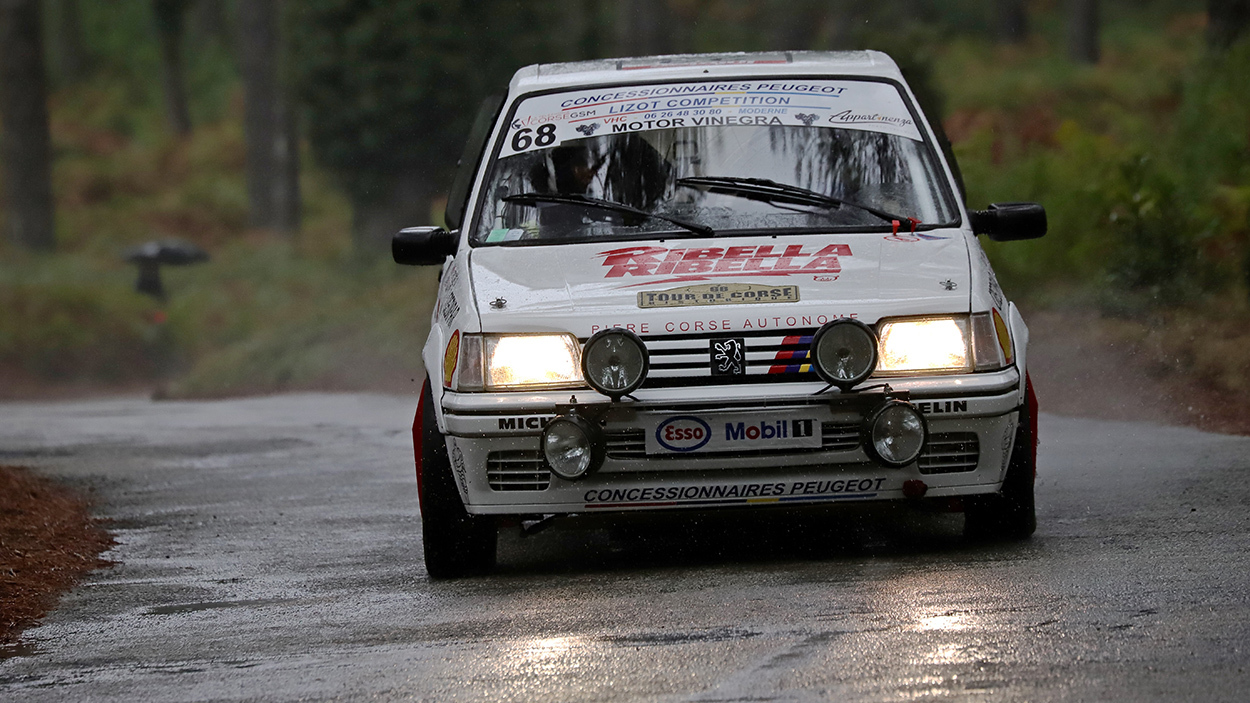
[418,381,496,578]
[965,377,1037,540]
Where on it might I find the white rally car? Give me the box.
[394,51,1046,578]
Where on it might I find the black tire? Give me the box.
[419,381,496,578]
[964,385,1037,541]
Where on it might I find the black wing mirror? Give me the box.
[393,227,457,266]
[970,202,1047,242]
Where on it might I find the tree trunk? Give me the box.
[1208,0,1250,49]
[995,0,1029,44]
[272,82,301,234]
[52,0,87,82]
[240,0,302,233]
[153,0,192,136]
[0,0,56,251]
[1067,0,1100,63]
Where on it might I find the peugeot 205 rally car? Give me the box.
[394,51,1046,578]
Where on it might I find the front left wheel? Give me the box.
[418,380,496,578]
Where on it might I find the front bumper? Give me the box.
[437,368,1023,515]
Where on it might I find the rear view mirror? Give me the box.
[393,227,457,266]
[970,202,1047,242]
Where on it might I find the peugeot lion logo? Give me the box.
[794,113,819,126]
[711,338,746,376]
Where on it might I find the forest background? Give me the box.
[1,0,1248,399]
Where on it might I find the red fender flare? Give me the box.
[413,378,429,512]
[1026,372,1038,478]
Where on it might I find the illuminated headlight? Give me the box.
[811,319,878,390]
[864,400,927,467]
[456,333,583,391]
[876,316,972,375]
[581,328,649,399]
[542,414,604,480]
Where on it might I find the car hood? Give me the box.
[470,231,971,336]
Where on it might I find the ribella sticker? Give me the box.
[442,330,460,388]
[638,283,799,308]
[600,244,850,286]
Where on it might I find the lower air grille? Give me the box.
[918,432,979,474]
[486,450,550,491]
[605,430,647,459]
[821,422,861,451]
[603,421,862,460]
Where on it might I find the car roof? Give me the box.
[510,50,906,94]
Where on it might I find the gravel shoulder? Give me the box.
[1025,308,1250,435]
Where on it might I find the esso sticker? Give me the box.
[655,415,712,452]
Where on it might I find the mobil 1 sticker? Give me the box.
[502,79,922,157]
[644,412,823,455]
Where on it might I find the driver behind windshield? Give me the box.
[522,137,672,239]
[527,144,603,238]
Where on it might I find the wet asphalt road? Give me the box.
[0,393,1247,701]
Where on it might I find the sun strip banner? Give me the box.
[502,79,923,157]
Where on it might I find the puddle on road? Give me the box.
[147,597,299,615]
[0,641,39,660]
[600,626,760,647]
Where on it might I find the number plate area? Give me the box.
[642,411,824,455]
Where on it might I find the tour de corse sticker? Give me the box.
[638,283,800,309]
[502,79,923,157]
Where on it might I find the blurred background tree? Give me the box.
[152,0,193,136]
[0,0,55,251]
[239,0,299,234]
[292,0,571,253]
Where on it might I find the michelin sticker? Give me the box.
[501,79,922,157]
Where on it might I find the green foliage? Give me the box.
[290,0,567,208]
[163,241,439,396]
[944,21,1250,308]
[0,256,153,380]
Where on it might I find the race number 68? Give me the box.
[512,124,557,151]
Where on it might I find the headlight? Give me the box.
[864,400,927,467]
[455,333,583,391]
[811,318,878,390]
[876,316,972,375]
[542,414,604,480]
[581,328,649,399]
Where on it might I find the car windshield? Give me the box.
[472,78,959,246]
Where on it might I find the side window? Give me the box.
[445,95,504,231]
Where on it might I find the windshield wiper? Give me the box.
[503,192,714,238]
[676,176,913,226]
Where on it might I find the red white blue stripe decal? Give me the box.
[769,334,813,374]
